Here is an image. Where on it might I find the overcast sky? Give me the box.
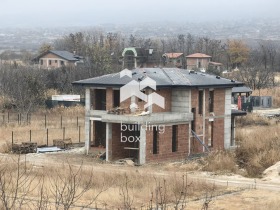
[0,0,279,27]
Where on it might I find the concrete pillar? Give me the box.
[134,58,137,68]
[147,89,153,113]
[106,88,113,110]
[106,123,112,161]
[139,127,146,164]
[85,88,91,111]
[84,118,91,154]
[130,95,136,113]
[84,88,91,154]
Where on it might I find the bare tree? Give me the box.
[49,162,106,210]
[236,53,275,94]
[119,173,134,210]
[0,155,40,210]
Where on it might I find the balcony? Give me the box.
[89,110,193,124]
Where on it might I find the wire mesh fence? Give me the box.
[0,112,86,148]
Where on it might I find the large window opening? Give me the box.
[172,125,178,152]
[208,121,213,147]
[95,89,106,110]
[209,90,214,112]
[198,90,203,115]
[153,128,158,154]
[113,90,120,107]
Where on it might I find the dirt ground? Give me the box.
[2,149,279,209]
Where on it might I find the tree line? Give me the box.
[0,30,279,112]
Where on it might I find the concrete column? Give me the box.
[130,95,136,113]
[84,88,91,154]
[139,127,146,165]
[84,118,91,154]
[147,89,153,113]
[134,58,137,68]
[106,123,112,161]
[85,88,91,111]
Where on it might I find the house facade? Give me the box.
[122,47,159,69]
[33,50,83,69]
[73,68,244,164]
[186,53,212,70]
[162,53,184,68]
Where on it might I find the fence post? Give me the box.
[8,112,9,123]
[45,114,47,128]
[18,114,20,125]
[61,115,63,129]
[20,113,22,125]
[3,114,4,125]
[47,128,49,146]
[63,127,65,140]
[30,130,31,142]
[79,126,81,143]
[77,116,79,128]
[12,131,13,145]
[29,113,31,124]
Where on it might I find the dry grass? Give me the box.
[201,113,280,177]
[235,123,280,177]
[201,150,238,174]
[0,156,231,209]
[235,113,272,127]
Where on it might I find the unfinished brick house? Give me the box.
[33,50,83,69]
[162,53,184,68]
[73,68,245,164]
[186,53,212,70]
[121,47,160,69]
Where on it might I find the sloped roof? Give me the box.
[186,53,212,58]
[73,68,243,88]
[163,53,183,59]
[209,61,223,66]
[232,86,252,93]
[48,50,82,61]
[33,50,83,61]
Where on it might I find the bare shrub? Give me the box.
[202,150,238,173]
[235,125,280,177]
[236,113,271,127]
[0,155,40,210]
[48,162,106,210]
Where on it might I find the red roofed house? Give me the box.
[186,53,212,70]
[162,53,184,68]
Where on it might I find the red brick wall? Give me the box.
[152,89,172,112]
[186,58,210,69]
[146,124,189,162]
[106,88,113,110]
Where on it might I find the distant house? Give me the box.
[208,61,223,71]
[33,50,83,69]
[162,53,184,68]
[186,53,212,70]
[121,47,159,69]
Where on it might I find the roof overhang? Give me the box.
[231,109,247,116]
